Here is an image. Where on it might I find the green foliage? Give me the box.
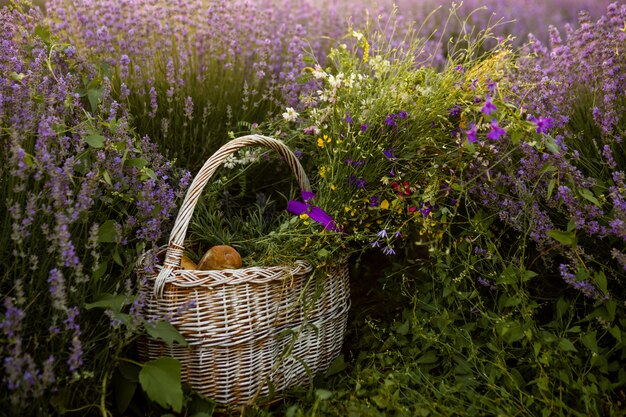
[139,357,184,413]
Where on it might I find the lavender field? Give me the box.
[1,1,625,416]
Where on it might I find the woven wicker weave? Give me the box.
[137,135,350,405]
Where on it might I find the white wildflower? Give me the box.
[312,64,327,79]
[352,30,364,41]
[282,107,299,122]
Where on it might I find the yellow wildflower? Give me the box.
[380,199,390,210]
[362,39,370,63]
[317,135,331,148]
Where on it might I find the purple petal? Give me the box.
[287,200,308,215]
[309,206,341,232]
[301,190,316,202]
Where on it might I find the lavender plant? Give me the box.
[502,2,626,307]
[44,0,365,171]
[0,4,188,414]
[43,0,614,172]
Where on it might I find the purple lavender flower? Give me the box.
[1,298,24,339]
[383,147,396,160]
[148,86,158,118]
[558,264,600,299]
[385,114,397,128]
[347,175,366,188]
[448,105,462,118]
[47,269,67,311]
[184,96,194,120]
[477,276,496,291]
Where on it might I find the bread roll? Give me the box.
[180,255,197,270]
[198,245,242,270]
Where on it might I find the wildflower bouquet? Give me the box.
[259,21,520,260]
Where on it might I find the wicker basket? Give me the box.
[137,135,350,406]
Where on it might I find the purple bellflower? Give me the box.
[487,120,507,140]
[481,96,497,115]
[528,115,554,134]
[287,191,341,232]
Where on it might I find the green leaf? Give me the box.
[87,88,103,112]
[125,158,148,168]
[141,168,158,181]
[579,188,601,207]
[396,320,410,335]
[118,362,140,383]
[497,321,525,343]
[511,130,522,145]
[139,357,183,413]
[85,134,105,148]
[324,355,346,377]
[606,299,617,321]
[546,230,577,246]
[450,182,463,192]
[501,296,521,308]
[98,220,117,243]
[110,312,132,327]
[145,320,188,346]
[609,325,622,342]
[594,271,608,295]
[555,298,569,319]
[558,338,577,352]
[315,389,333,401]
[112,247,123,267]
[286,405,299,417]
[416,350,438,364]
[496,265,518,285]
[581,331,599,354]
[92,260,108,281]
[547,178,556,199]
[545,136,560,154]
[113,368,136,414]
[34,25,51,42]
[10,72,26,82]
[187,395,215,416]
[85,293,131,313]
[521,269,538,282]
[102,169,113,186]
[317,248,329,259]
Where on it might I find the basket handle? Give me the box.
[153,134,311,297]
